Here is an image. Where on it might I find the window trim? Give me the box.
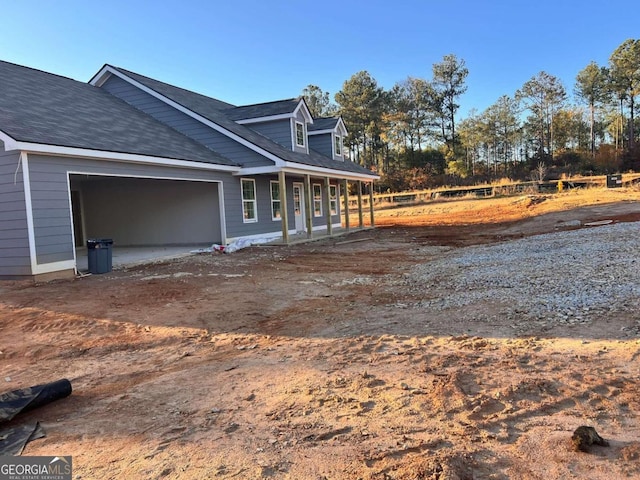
[241,178,258,223]
[270,180,281,221]
[329,184,338,215]
[334,134,342,157]
[295,121,305,147]
[313,183,322,217]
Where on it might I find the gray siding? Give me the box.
[0,148,31,277]
[29,163,75,264]
[101,76,273,168]
[309,133,333,158]
[25,154,292,254]
[309,132,344,161]
[8,151,343,274]
[230,175,341,238]
[247,119,292,149]
[27,155,242,261]
[234,175,281,237]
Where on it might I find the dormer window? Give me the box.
[334,135,342,156]
[295,121,305,147]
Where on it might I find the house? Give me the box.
[0,60,378,280]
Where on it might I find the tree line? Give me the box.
[302,39,640,191]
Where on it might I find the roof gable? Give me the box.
[307,117,347,136]
[225,98,314,125]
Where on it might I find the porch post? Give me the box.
[342,179,350,231]
[357,180,364,228]
[324,177,332,236]
[369,181,375,227]
[279,170,289,243]
[304,174,313,238]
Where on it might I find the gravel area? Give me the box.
[410,222,640,334]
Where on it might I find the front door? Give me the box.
[293,183,305,233]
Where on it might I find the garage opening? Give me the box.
[69,175,222,269]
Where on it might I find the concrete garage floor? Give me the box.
[74,228,373,273]
[75,245,205,273]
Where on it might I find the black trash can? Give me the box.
[87,238,113,274]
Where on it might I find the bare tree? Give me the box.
[532,161,547,182]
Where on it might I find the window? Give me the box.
[295,122,305,147]
[270,181,281,221]
[334,135,342,156]
[329,185,338,215]
[313,183,322,217]
[241,178,257,223]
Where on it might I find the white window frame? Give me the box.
[241,178,257,223]
[270,180,281,221]
[334,135,342,157]
[329,184,338,215]
[295,121,305,147]
[313,183,322,217]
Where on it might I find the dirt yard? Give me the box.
[1,187,640,479]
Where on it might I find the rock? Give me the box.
[571,426,609,452]
[555,219,582,229]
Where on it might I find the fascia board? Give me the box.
[88,64,113,87]
[11,141,241,172]
[234,165,280,176]
[0,130,19,150]
[294,99,314,123]
[307,129,334,136]
[236,113,294,124]
[281,162,379,181]
[237,162,378,181]
[336,117,348,136]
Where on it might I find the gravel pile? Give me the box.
[409,222,640,333]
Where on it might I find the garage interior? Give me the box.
[69,175,223,271]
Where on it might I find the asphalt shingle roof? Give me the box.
[308,117,339,132]
[0,61,237,166]
[110,66,376,177]
[223,99,300,121]
[112,66,236,114]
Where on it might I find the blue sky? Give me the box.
[1,0,637,118]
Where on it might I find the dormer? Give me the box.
[307,117,347,161]
[224,98,313,154]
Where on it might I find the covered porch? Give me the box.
[274,170,376,244]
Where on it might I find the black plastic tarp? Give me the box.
[0,379,72,455]
[0,422,45,455]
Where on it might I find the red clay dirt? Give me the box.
[1,188,639,479]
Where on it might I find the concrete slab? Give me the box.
[75,245,205,272]
[267,227,373,246]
